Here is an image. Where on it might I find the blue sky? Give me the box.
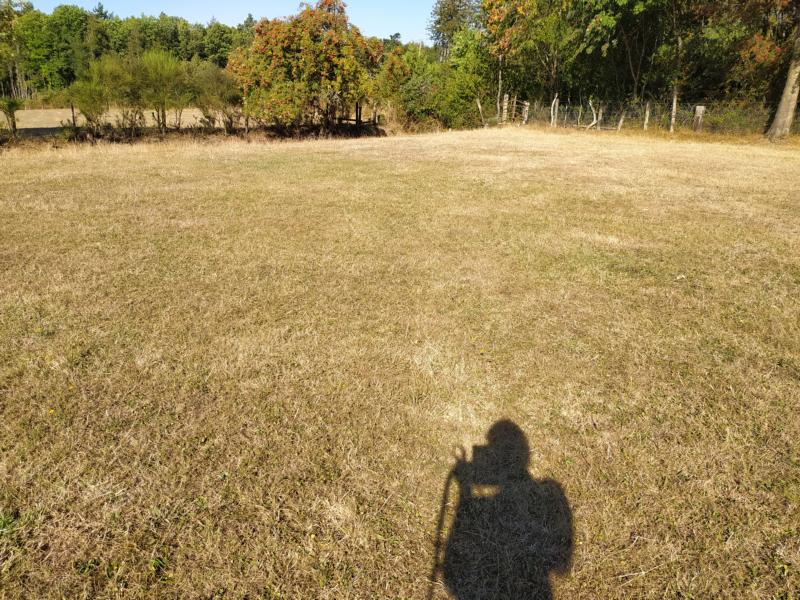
[32,1,434,42]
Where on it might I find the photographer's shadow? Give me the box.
[431,420,573,600]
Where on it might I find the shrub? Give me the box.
[190,60,242,134]
[138,50,190,134]
[703,101,771,134]
[0,96,23,137]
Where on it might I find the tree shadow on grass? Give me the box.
[430,420,574,600]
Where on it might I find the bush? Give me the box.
[138,50,190,134]
[703,101,771,134]
[0,96,23,137]
[190,60,243,133]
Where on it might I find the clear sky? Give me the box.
[32,1,434,43]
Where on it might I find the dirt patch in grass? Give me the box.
[1,129,799,598]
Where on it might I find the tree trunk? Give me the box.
[767,25,800,141]
[644,101,650,131]
[18,67,27,99]
[670,34,683,134]
[7,65,17,98]
[496,57,503,119]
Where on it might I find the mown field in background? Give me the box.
[1,129,799,598]
[8,106,800,137]
[11,107,209,133]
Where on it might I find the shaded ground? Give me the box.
[1,129,799,598]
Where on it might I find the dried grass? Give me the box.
[1,128,799,598]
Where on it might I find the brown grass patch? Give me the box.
[1,129,799,598]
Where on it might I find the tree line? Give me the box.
[1,0,799,140]
[0,1,254,96]
[430,0,800,139]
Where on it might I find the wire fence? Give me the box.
[500,99,800,135]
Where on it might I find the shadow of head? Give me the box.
[472,419,531,484]
[433,420,574,600]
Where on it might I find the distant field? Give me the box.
[14,107,208,131]
[1,129,799,598]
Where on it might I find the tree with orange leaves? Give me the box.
[228,0,380,130]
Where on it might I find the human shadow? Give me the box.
[430,420,573,600]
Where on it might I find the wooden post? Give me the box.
[670,85,678,133]
[693,105,706,132]
[643,101,651,131]
[511,95,517,122]
[554,95,560,126]
[550,94,559,127]
[586,99,598,130]
[521,101,530,125]
[502,93,509,124]
[496,56,503,118]
[476,98,486,128]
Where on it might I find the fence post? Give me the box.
[670,87,678,133]
[502,94,509,124]
[476,97,486,128]
[693,105,706,132]
[550,94,559,127]
[644,101,651,131]
[511,95,517,122]
[587,99,598,130]
[522,101,530,125]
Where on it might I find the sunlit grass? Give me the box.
[1,128,799,597]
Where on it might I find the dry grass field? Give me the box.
[1,128,799,599]
[11,108,209,132]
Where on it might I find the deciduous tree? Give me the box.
[429,0,478,58]
[229,0,373,130]
[767,21,800,139]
